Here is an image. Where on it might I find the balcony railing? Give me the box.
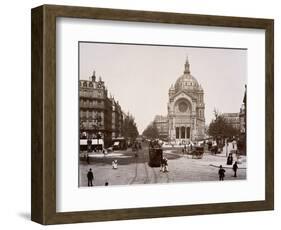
[80,104,104,109]
[79,94,104,100]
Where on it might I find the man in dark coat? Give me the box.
[218,165,226,181]
[87,168,94,186]
[87,138,92,152]
[233,161,238,177]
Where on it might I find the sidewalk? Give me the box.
[208,144,247,169]
[163,149,247,169]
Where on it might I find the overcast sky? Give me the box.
[79,42,247,133]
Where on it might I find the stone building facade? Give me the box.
[221,113,240,130]
[238,85,247,155]
[167,57,205,142]
[239,85,247,135]
[79,71,124,147]
[110,97,124,138]
[153,115,169,140]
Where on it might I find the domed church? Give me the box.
[167,57,205,142]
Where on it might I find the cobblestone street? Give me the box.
[79,143,246,187]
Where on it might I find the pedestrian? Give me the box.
[86,153,90,164]
[226,153,233,165]
[87,137,92,153]
[135,146,139,157]
[87,168,94,186]
[160,157,165,172]
[208,141,212,151]
[218,165,225,181]
[163,157,169,172]
[232,139,236,149]
[112,160,118,169]
[233,161,238,177]
[105,182,109,186]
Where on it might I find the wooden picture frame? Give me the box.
[31,4,274,225]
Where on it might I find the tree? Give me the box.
[142,122,159,139]
[208,115,239,139]
[122,114,139,140]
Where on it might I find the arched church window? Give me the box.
[181,126,186,139]
[176,127,179,139]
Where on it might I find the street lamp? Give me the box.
[225,138,228,157]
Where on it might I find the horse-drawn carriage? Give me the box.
[210,145,218,154]
[190,146,204,159]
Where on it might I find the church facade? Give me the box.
[154,57,205,143]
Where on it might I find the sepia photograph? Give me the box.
[29,3,274,225]
[78,42,247,187]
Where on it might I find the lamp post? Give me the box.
[225,138,228,157]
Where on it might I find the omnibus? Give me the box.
[112,137,127,151]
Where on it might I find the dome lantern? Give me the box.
[184,56,190,74]
[174,57,200,93]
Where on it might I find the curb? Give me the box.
[209,164,247,170]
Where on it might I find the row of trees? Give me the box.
[207,110,240,139]
[142,122,159,139]
[122,114,139,140]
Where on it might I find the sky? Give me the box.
[79,42,247,133]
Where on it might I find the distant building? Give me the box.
[238,85,247,155]
[153,115,168,140]
[239,85,247,134]
[221,113,240,130]
[79,70,125,147]
[239,105,246,133]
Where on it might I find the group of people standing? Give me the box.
[218,161,239,181]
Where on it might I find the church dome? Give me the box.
[174,57,200,93]
[174,73,199,92]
